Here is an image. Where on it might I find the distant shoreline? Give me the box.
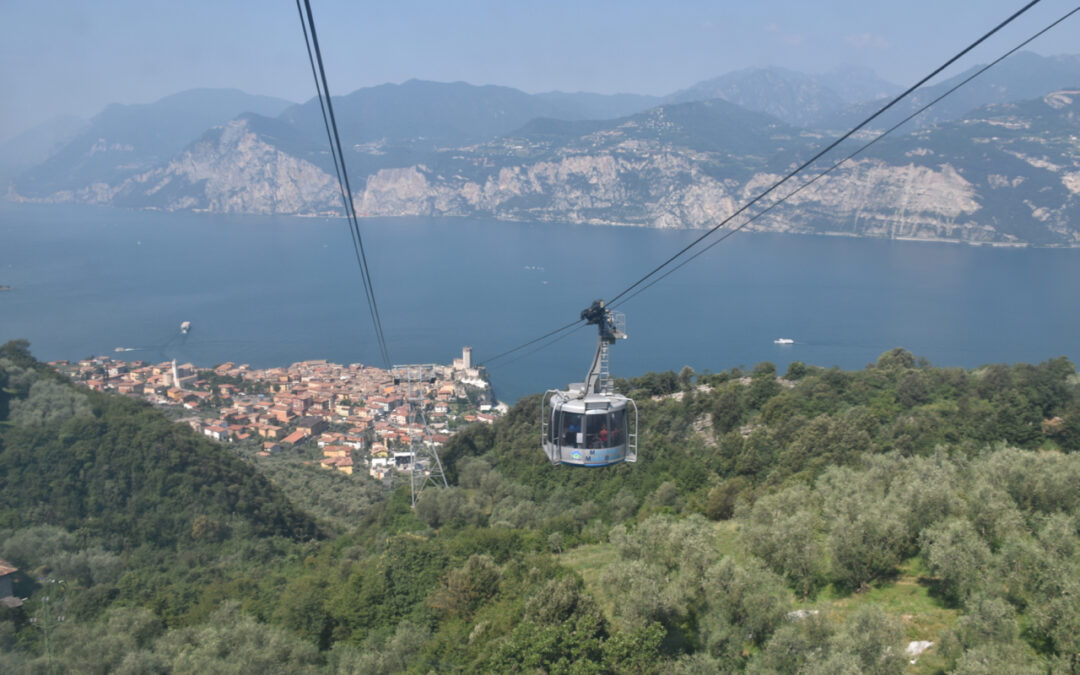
[4,200,1078,249]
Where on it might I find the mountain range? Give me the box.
[6,52,1080,246]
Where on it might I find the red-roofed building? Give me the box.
[322,445,350,459]
[319,456,355,475]
[389,406,410,426]
[343,434,367,450]
[116,382,144,396]
[255,424,283,440]
[282,429,307,445]
[297,416,327,436]
[0,558,20,608]
[203,425,230,442]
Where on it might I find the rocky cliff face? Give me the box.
[111,119,340,215]
[347,154,989,241]
[10,93,1080,246]
[343,91,1079,248]
[758,160,987,241]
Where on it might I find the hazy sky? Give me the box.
[2,0,1078,140]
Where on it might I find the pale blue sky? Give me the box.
[2,0,1078,139]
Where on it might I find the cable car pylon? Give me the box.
[392,363,448,506]
[542,300,638,466]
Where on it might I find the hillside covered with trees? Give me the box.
[1,339,1079,673]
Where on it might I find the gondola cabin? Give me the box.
[541,300,638,466]
[543,388,637,466]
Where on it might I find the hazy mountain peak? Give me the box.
[11,89,298,198]
[818,50,1080,131]
[817,65,901,103]
[0,114,88,180]
[666,66,847,127]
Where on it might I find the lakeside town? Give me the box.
[49,346,506,481]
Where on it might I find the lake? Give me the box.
[3,202,1079,402]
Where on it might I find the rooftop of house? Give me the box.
[282,430,307,444]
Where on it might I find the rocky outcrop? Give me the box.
[752,160,989,241]
[113,119,340,215]
[9,93,1079,246]
[347,154,989,242]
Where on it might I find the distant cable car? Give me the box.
[542,300,638,466]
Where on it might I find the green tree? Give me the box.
[827,504,907,591]
[600,558,680,628]
[876,347,916,371]
[329,620,431,675]
[896,370,929,408]
[784,360,809,380]
[601,622,665,674]
[921,518,992,604]
[704,476,750,521]
[824,605,906,675]
[950,594,1019,655]
[427,554,500,619]
[735,428,776,477]
[609,488,639,523]
[747,367,780,410]
[415,487,482,529]
[678,366,696,391]
[9,379,92,426]
[747,612,834,674]
[950,643,1044,675]
[712,386,743,436]
[149,602,322,673]
[1027,575,1080,660]
[700,557,791,661]
[273,577,335,650]
[482,575,608,673]
[740,485,825,597]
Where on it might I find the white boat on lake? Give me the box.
[773,338,794,345]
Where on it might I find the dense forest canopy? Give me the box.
[1,339,1079,673]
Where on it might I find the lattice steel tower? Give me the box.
[392,363,448,507]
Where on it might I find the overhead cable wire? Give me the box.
[295,0,382,360]
[603,0,1044,307]
[478,318,585,367]
[478,0,1053,369]
[612,4,1080,310]
[296,0,392,369]
[483,322,590,373]
[301,0,391,368]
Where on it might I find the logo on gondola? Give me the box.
[571,451,583,460]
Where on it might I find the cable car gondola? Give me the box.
[542,300,638,466]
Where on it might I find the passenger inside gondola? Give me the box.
[609,409,624,446]
[563,414,581,448]
[585,413,599,448]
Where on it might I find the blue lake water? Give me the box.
[3,202,1079,402]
